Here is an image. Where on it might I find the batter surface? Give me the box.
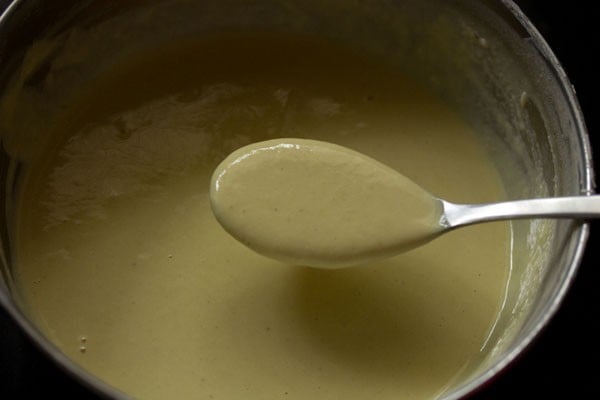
[211,138,443,267]
[16,34,510,399]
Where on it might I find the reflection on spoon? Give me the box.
[210,138,598,268]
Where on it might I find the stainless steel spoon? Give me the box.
[211,138,597,268]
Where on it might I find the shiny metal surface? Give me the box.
[442,196,600,228]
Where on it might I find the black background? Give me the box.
[1,1,598,398]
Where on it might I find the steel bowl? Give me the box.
[0,1,593,398]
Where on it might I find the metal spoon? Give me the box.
[211,138,596,268]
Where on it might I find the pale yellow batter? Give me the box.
[211,138,443,267]
[15,34,510,399]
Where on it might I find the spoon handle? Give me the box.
[441,195,600,228]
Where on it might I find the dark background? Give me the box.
[1,1,598,398]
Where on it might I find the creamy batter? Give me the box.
[15,34,510,399]
[211,138,443,267]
